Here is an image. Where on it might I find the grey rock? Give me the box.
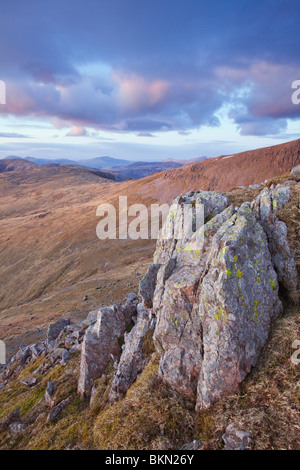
[0,408,20,428]
[151,198,282,409]
[153,190,229,265]
[253,185,298,297]
[78,293,139,397]
[60,349,70,366]
[222,423,251,450]
[20,377,37,387]
[291,164,300,181]
[47,318,70,343]
[9,422,27,435]
[180,439,204,450]
[80,310,99,327]
[45,382,56,406]
[11,346,31,366]
[46,396,73,423]
[109,303,153,403]
[139,264,161,308]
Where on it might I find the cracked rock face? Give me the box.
[253,184,298,298]
[153,190,229,265]
[109,303,154,403]
[150,192,283,409]
[78,293,139,398]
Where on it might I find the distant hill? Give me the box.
[2,155,199,180]
[1,158,116,181]
[79,156,132,169]
[103,160,184,180]
[0,158,38,173]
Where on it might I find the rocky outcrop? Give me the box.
[78,293,139,398]
[152,197,282,409]
[104,187,298,409]
[109,303,155,403]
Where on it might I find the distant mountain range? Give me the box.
[3,155,208,180]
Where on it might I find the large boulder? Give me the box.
[78,293,139,398]
[151,195,282,409]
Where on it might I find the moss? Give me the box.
[18,356,45,379]
[141,329,156,356]
[93,355,195,450]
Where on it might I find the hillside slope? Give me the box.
[0,139,299,357]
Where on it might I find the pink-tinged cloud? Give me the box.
[112,72,170,113]
[66,125,87,136]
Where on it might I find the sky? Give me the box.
[0,0,300,162]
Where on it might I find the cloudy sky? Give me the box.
[0,0,299,161]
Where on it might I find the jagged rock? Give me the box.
[89,386,97,407]
[249,184,261,190]
[78,293,139,398]
[47,318,70,343]
[30,340,47,359]
[46,396,73,423]
[45,382,56,406]
[50,347,67,361]
[153,190,229,265]
[291,165,300,181]
[109,303,154,403]
[11,346,31,366]
[60,349,70,366]
[9,422,27,435]
[139,264,161,308]
[82,310,99,326]
[253,184,298,297]
[151,196,282,409]
[180,439,204,450]
[20,377,37,387]
[222,423,251,450]
[0,408,20,429]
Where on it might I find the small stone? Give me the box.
[222,423,251,450]
[180,439,204,450]
[20,377,37,387]
[9,422,27,435]
[45,382,56,406]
